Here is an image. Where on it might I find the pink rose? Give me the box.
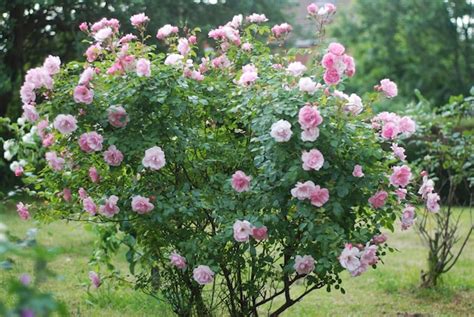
[307,3,318,15]
[309,185,329,207]
[298,77,318,93]
[391,143,406,161]
[193,265,214,285]
[188,35,197,45]
[42,134,55,147]
[103,145,124,166]
[271,23,292,37]
[241,42,253,51]
[25,67,53,89]
[45,151,65,171]
[136,58,151,77]
[231,171,251,192]
[16,202,30,220]
[395,188,407,201]
[107,105,129,128]
[381,122,400,139]
[79,22,88,32]
[99,195,120,217]
[270,120,293,142]
[83,197,97,215]
[164,54,184,66]
[85,44,101,62]
[398,116,416,136]
[170,252,187,269]
[14,165,24,177]
[246,13,268,23]
[298,105,323,130]
[89,271,101,288]
[368,190,388,209]
[377,78,398,98]
[328,42,345,56]
[252,226,268,241]
[20,82,36,105]
[131,195,154,214]
[301,127,319,142]
[371,233,388,245]
[291,181,316,200]
[360,245,378,266]
[79,132,103,152]
[177,38,190,56]
[43,55,61,75]
[63,188,72,202]
[142,146,166,170]
[301,149,324,171]
[79,67,95,86]
[323,68,340,85]
[73,85,94,104]
[287,61,307,76]
[22,104,39,123]
[418,175,434,199]
[78,188,88,200]
[156,24,179,40]
[389,165,412,188]
[352,164,364,177]
[426,192,440,213]
[233,220,253,242]
[294,255,315,275]
[130,13,149,27]
[339,243,361,272]
[401,205,415,230]
[53,114,77,135]
[89,167,100,183]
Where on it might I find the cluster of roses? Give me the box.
[339,239,382,277]
[371,111,416,140]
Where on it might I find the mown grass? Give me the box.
[0,202,473,317]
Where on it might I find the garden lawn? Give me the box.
[1,203,473,317]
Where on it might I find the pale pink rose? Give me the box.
[142,146,166,170]
[63,188,72,202]
[328,42,345,56]
[344,94,363,115]
[241,42,253,51]
[339,243,361,272]
[94,27,113,42]
[156,24,179,40]
[89,167,100,183]
[53,114,77,135]
[78,188,88,200]
[246,13,268,23]
[252,226,268,241]
[238,70,258,86]
[324,3,337,14]
[103,145,123,166]
[307,3,318,15]
[298,77,317,93]
[190,70,204,81]
[131,195,154,214]
[323,68,340,85]
[301,127,319,142]
[287,61,307,76]
[42,134,55,147]
[188,35,197,45]
[302,149,324,171]
[211,54,231,69]
[298,105,323,130]
[43,55,61,75]
[228,14,243,28]
[45,151,65,171]
[401,205,415,230]
[270,120,293,142]
[381,122,399,139]
[136,58,151,77]
[177,38,190,56]
[233,220,253,242]
[79,22,88,32]
[130,13,149,27]
[170,252,187,269]
[360,244,378,266]
[352,165,364,177]
[231,170,251,192]
[99,195,120,217]
[164,53,184,66]
[73,85,94,104]
[118,34,137,45]
[107,105,129,128]
[418,176,434,199]
[78,132,103,152]
[389,165,412,188]
[309,185,329,207]
[426,192,440,213]
[79,67,95,85]
[193,265,214,285]
[271,23,292,37]
[20,82,36,105]
[371,233,388,245]
[294,255,315,275]
[36,119,49,138]
[321,53,336,69]
[22,104,39,123]
[343,55,356,76]
[378,78,398,98]
[89,271,101,288]
[368,190,388,209]
[395,188,407,201]
[25,67,53,89]
[14,165,23,177]
[398,116,416,136]
[391,143,406,161]
[16,202,30,220]
[85,44,101,62]
[291,181,316,200]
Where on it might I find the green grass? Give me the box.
[1,202,473,316]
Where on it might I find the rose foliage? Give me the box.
[3,4,437,316]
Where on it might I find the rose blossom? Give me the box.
[391,143,406,161]
[131,195,154,214]
[339,243,361,272]
[368,190,388,209]
[45,151,65,171]
[79,132,103,152]
[291,181,316,200]
[352,164,364,177]
[16,202,30,220]
[85,44,101,62]
[99,195,120,217]
[252,226,268,241]
[156,24,179,40]
[79,67,95,85]
[130,13,149,27]
[298,105,323,130]
[233,220,253,242]
[25,67,53,89]
[20,82,36,105]
[53,114,77,135]
[94,27,113,42]
[418,175,435,199]
[193,265,214,285]
[79,22,88,32]
[107,105,129,128]
[389,165,412,188]
[164,53,184,66]
[103,145,124,166]
[22,104,39,123]
[246,13,268,23]
[377,78,398,98]
[294,255,315,275]
[231,170,251,192]
[395,188,407,201]
[270,120,293,142]
[371,233,388,245]
[73,85,94,104]
[328,42,345,56]
[301,127,319,142]
[63,188,72,202]
[89,167,100,183]
[177,38,190,56]
[381,121,399,139]
[271,23,292,37]
[136,58,151,77]
[83,197,97,215]
[287,61,307,76]
[344,93,363,115]
[78,188,88,200]
[298,77,318,94]
[301,149,324,171]
[170,252,187,269]
[360,244,378,266]
[307,3,318,15]
[43,55,61,75]
[142,146,166,170]
[89,271,101,288]
[398,116,416,136]
[426,192,440,213]
[309,185,330,207]
[241,42,253,51]
[42,134,54,147]
[401,205,415,230]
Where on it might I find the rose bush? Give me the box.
[2,3,440,316]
